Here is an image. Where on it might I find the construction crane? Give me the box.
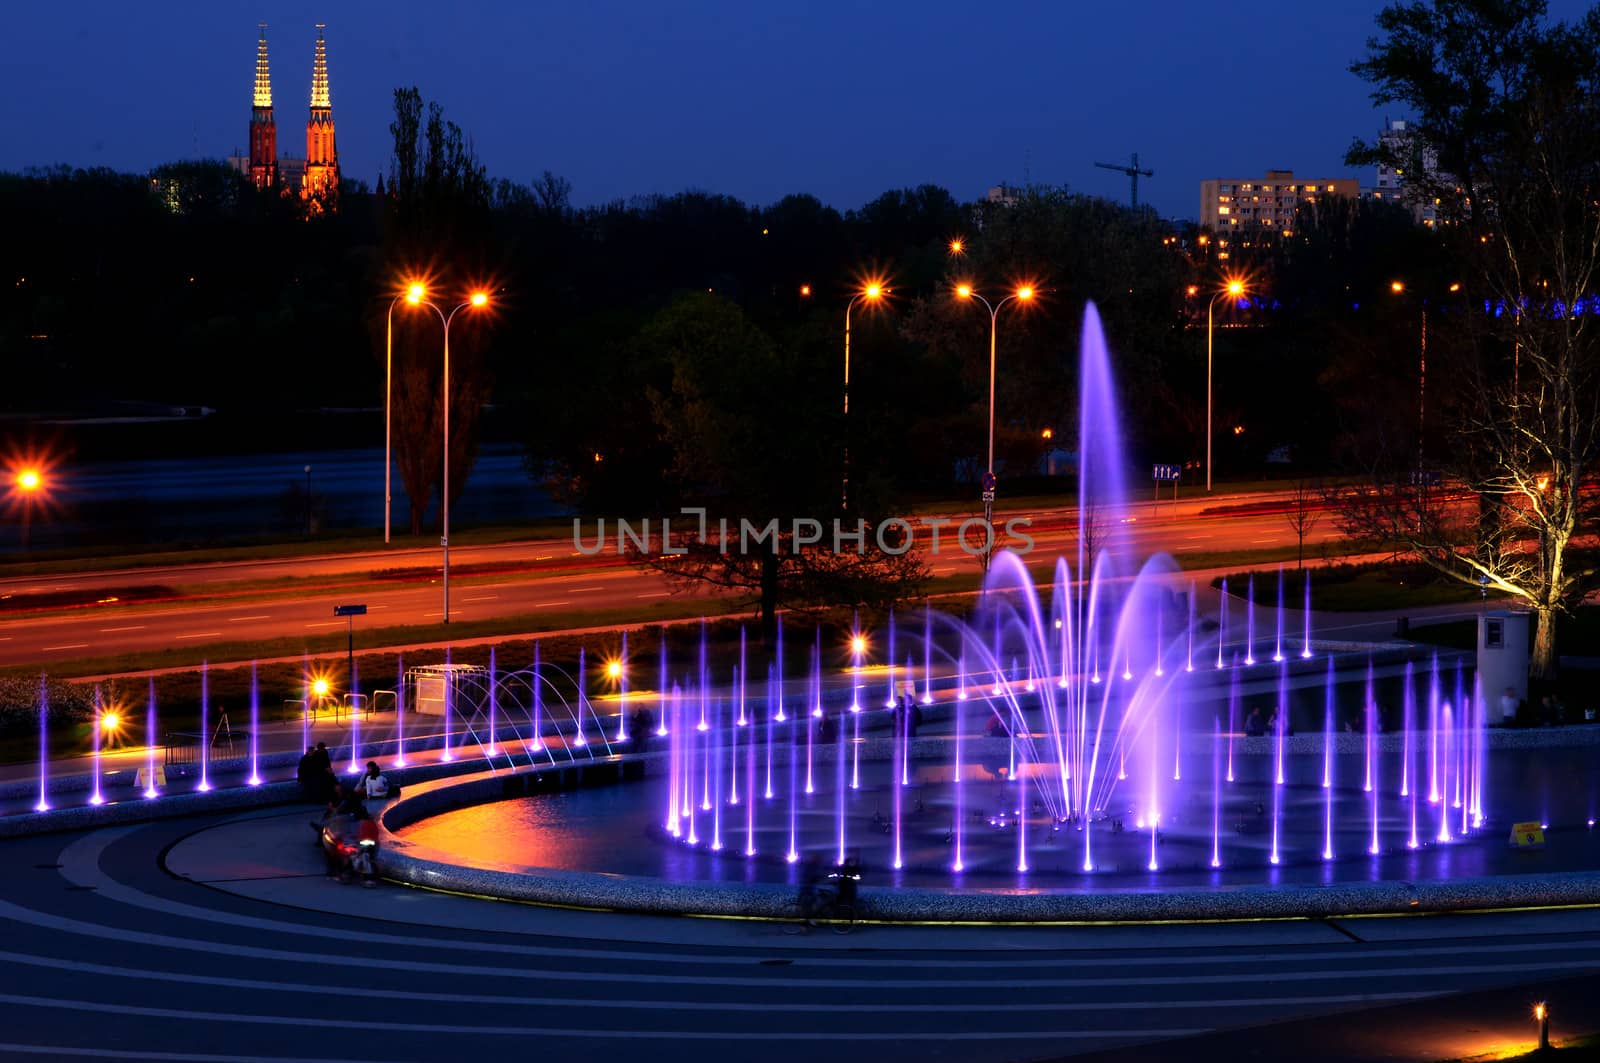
[1094,153,1153,209]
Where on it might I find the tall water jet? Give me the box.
[1211,716,1221,867]
[665,684,680,836]
[711,700,723,852]
[1323,658,1335,859]
[1270,661,1286,864]
[248,661,262,785]
[1244,575,1257,666]
[953,691,965,872]
[764,664,775,800]
[89,685,104,806]
[441,648,455,761]
[531,643,543,751]
[785,711,798,862]
[892,682,904,870]
[1273,566,1285,662]
[394,652,407,766]
[744,697,757,856]
[1187,581,1196,671]
[729,671,741,806]
[1428,654,1440,803]
[1368,690,1381,855]
[614,632,630,743]
[486,647,499,757]
[737,629,748,727]
[347,655,362,773]
[1226,664,1240,783]
[197,660,212,792]
[835,703,847,864]
[144,676,159,798]
[1437,704,1454,843]
[1216,579,1228,669]
[1363,659,1375,793]
[575,647,589,748]
[34,675,49,812]
[657,635,670,737]
[1301,569,1314,658]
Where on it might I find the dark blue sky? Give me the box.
[2,1,1591,220]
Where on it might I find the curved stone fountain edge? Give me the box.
[374,751,1600,924]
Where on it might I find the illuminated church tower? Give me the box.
[302,24,339,203]
[247,23,277,189]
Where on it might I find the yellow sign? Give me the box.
[135,765,167,790]
[1510,821,1546,849]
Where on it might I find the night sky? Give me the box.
[2,1,1592,220]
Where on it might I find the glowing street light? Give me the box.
[842,280,887,510]
[100,711,121,733]
[10,465,49,551]
[850,635,868,657]
[384,280,429,545]
[1388,279,1457,474]
[955,282,1037,568]
[606,659,624,680]
[948,238,965,256]
[1536,1002,1549,1050]
[413,290,493,623]
[312,678,330,699]
[1203,277,1248,491]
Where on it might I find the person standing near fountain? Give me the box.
[629,708,654,753]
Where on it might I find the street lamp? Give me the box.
[414,290,492,623]
[1204,277,1247,492]
[384,281,427,545]
[1389,279,1453,475]
[13,468,42,551]
[842,281,886,511]
[955,283,1035,565]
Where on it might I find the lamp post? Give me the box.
[842,283,885,511]
[415,291,490,624]
[1389,280,1455,475]
[384,282,426,545]
[955,283,1034,567]
[14,468,42,551]
[1204,278,1246,492]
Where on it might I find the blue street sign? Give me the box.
[980,470,997,491]
[1152,464,1182,482]
[334,604,368,617]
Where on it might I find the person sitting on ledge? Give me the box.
[360,761,390,800]
[1244,707,1266,737]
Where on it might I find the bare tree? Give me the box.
[1342,1,1600,677]
[1286,478,1322,568]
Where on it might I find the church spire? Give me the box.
[303,23,339,207]
[247,22,277,190]
[310,23,330,110]
[253,22,272,109]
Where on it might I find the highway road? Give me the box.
[0,809,1595,1061]
[0,492,1352,670]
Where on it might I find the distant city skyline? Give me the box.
[1,1,1593,220]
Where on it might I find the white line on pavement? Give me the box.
[41,644,90,651]
[463,595,498,603]
[98,626,145,633]
[635,592,670,599]
[533,601,572,608]
[228,615,271,622]
[304,622,341,628]
[174,632,222,640]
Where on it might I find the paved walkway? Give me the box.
[1,806,1598,1060]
